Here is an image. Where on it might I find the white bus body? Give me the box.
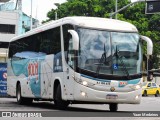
[7,17,153,111]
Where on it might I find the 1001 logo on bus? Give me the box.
[28,62,39,80]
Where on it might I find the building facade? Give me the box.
[0,1,39,61]
[0,0,39,36]
[0,0,39,96]
[0,11,18,41]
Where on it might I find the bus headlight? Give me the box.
[81,91,87,97]
[73,76,95,87]
[130,84,141,90]
[81,80,95,87]
[135,95,141,100]
[82,81,88,86]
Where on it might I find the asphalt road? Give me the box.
[0,96,160,111]
[0,96,160,120]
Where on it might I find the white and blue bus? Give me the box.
[7,17,153,111]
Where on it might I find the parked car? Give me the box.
[142,82,160,97]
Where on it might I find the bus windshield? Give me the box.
[77,28,142,80]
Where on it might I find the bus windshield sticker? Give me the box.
[113,64,118,70]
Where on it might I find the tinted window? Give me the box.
[0,42,9,48]
[40,27,61,54]
[9,27,61,58]
[0,24,15,34]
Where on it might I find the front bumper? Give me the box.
[73,83,142,104]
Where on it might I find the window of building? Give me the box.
[0,24,15,34]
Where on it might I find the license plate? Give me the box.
[106,94,118,99]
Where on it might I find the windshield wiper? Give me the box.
[95,44,131,79]
[115,45,131,79]
[96,44,111,76]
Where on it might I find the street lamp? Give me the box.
[54,3,60,20]
[110,0,146,19]
[115,0,118,19]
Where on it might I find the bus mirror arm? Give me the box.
[140,35,153,55]
[68,30,79,50]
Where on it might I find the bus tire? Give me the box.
[16,84,25,105]
[54,84,69,109]
[16,84,33,105]
[155,91,159,97]
[109,103,118,112]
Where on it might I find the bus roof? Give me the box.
[10,16,138,42]
[0,39,12,42]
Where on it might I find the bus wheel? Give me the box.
[16,84,33,105]
[155,91,159,97]
[16,84,25,105]
[54,84,69,109]
[109,103,118,112]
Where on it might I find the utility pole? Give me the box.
[115,0,118,19]
[17,0,22,11]
[30,0,32,30]
[55,11,57,20]
[54,3,60,20]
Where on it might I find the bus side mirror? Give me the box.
[140,35,153,55]
[68,30,79,50]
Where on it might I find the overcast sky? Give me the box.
[22,0,66,22]
[22,0,137,23]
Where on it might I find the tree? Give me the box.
[44,0,129,21]
[44,0,160,69]
[118,2,160,68]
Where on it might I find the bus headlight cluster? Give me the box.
[74,77,95,87]
[130,84,141,90]
[81,91,87,97]
[82,81,88,86]
[81,80,95,87]
[135,95,140,100]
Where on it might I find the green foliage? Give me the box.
[116,2,160,68]
[44,0,160,68]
